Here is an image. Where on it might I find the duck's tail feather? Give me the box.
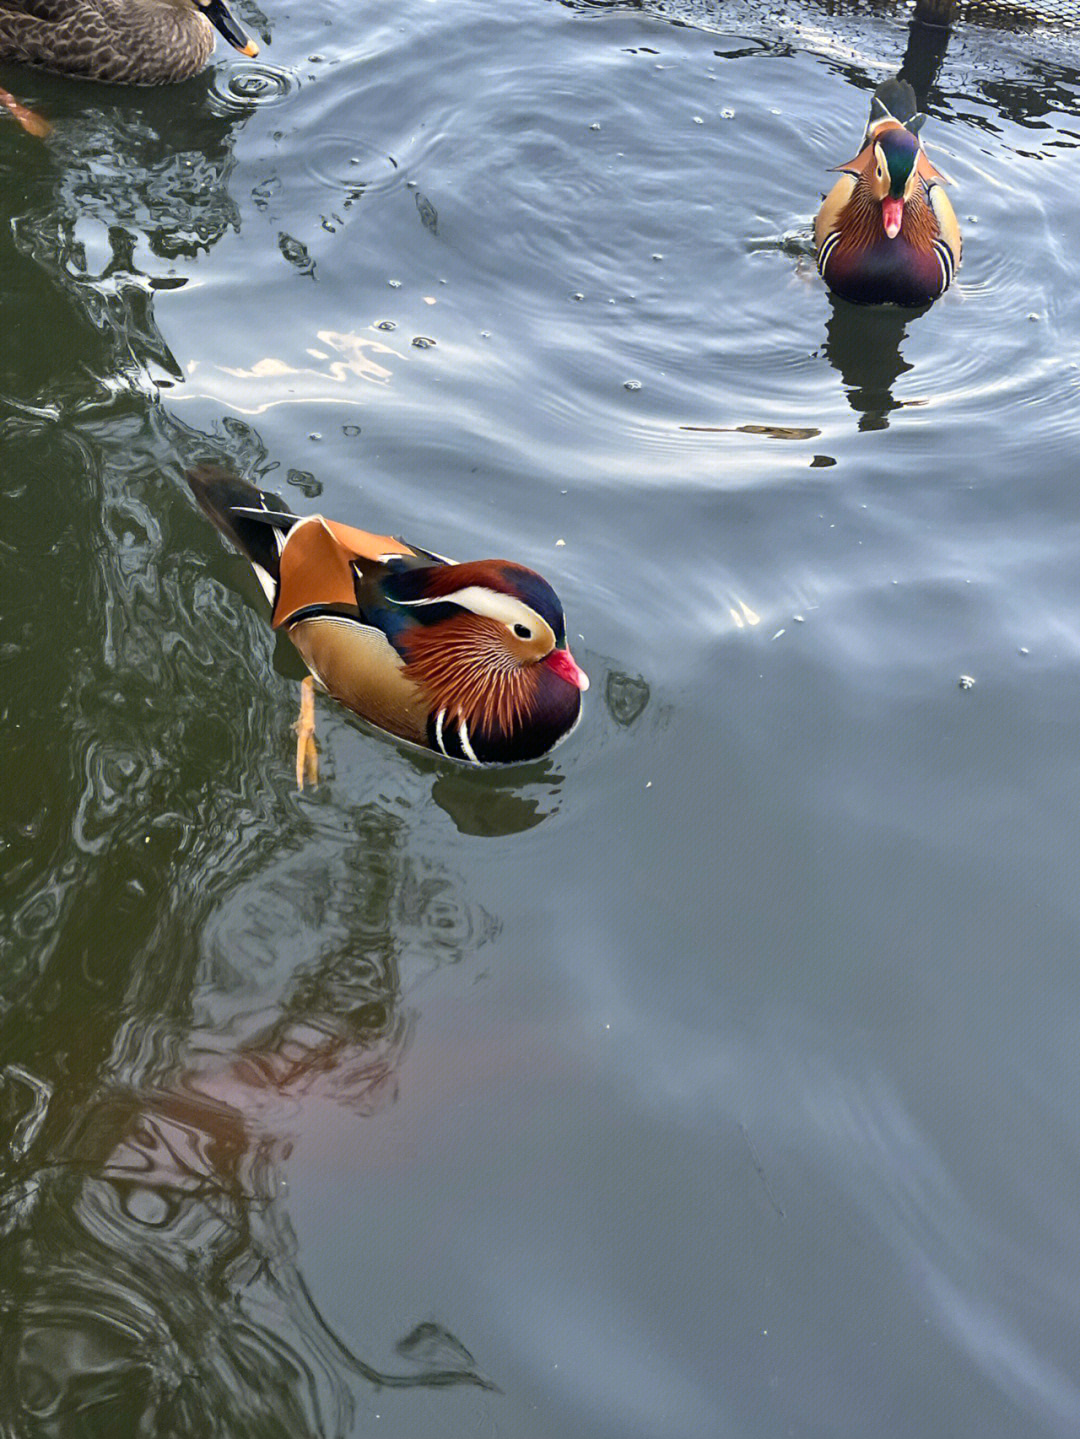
[187,463,296,600]
[862,76,928,146]
[871,76,918,124]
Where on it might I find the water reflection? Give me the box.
[0,774,501,1434]
[899,5,955,103]
[0,125,509,1414]
[821,296,920,430]
[1,71,251,411]
[429,761,564,836]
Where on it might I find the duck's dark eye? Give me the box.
[513,623,531,639]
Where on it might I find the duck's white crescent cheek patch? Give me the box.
[394,584,551,637]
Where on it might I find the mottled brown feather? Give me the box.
[0,0,216,83]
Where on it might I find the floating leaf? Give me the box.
[680,424,820,439]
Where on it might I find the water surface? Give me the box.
[4,1,1080,1435]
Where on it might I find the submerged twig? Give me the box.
[737,1121,785,1219]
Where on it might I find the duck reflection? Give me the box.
[0,69,254,409]
[822,295,923,431]
[417,753,564,835]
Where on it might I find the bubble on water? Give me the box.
[222,65,294,108]
[288,468,323,497]
[343,425,362,437]
[389,279,402,288]
[623,380,641,392]
[308,432,323,442]
[721,108,735,119]
[375,320,397,331]
[571,292,584,302]
[958,675,975,690]
[412,336,436,349]
[589,122,601,131]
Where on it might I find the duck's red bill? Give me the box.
[882,196,904,238]
[545,648,589,691]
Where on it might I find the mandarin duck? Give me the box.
[187,465,589,784]
[815,76,961,307]
[0,0,257,88]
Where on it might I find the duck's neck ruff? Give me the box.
[403,617,535,738]
[842,179,937,253]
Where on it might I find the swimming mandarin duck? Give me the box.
[815,77,961,307]
[187,465,589,784]
[0,0,257,132]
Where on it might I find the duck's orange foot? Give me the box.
[294,675,318,789]
[0,85,51,140]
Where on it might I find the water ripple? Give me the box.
[219,63,296,109]
[302,132,403,201]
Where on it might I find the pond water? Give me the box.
[3,1,1080,1434]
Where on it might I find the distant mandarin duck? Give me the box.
[815,77,961,307]
[187,466,589,783]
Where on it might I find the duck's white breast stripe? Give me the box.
[458,720,480,765]
[932,239,954,291]
[434,707,448,756]
[818,232,840,275]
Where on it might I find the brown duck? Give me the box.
[0,0,257,129]
[187,465,590,785]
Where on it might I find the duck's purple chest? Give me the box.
[819,231,953,307]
